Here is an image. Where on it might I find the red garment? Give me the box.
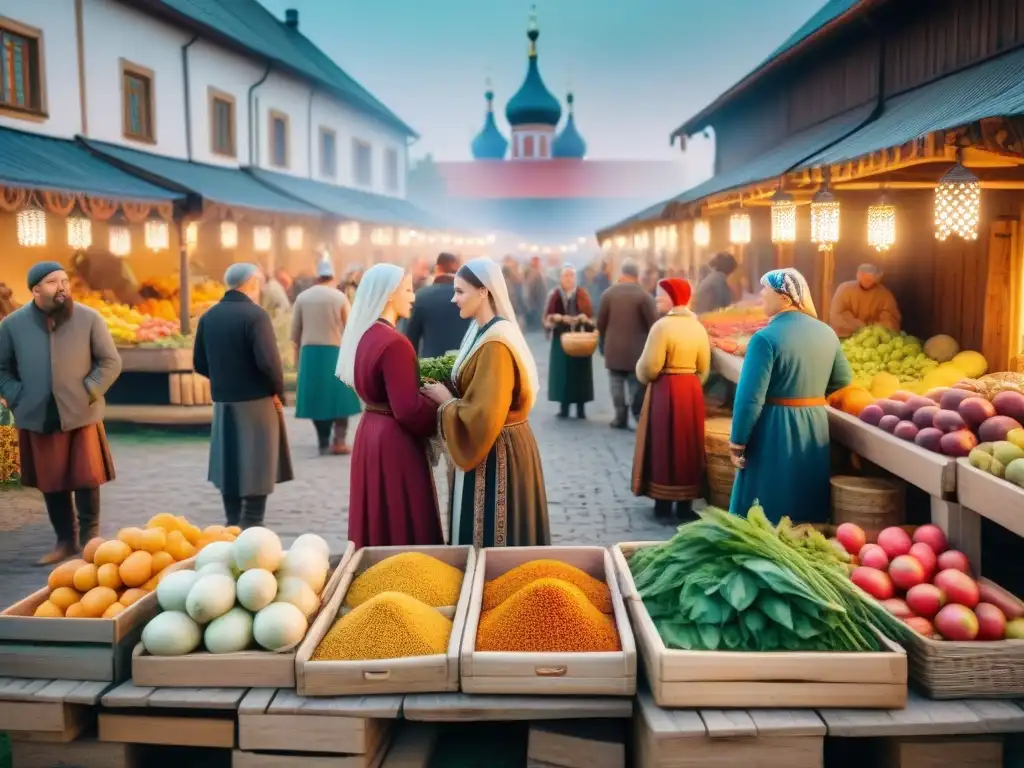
[632,373,705,501]
[658,278,692,307]
[19,423,115,493]
[348,321,444,548]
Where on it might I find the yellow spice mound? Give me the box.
[483,559,612,613]
[313,591,453,661]
[345,552,463,608]
[476,578,621,653]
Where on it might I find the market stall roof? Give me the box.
[798,46,1024,168]
[247,168,451,230]
[80,139,322,217]
[0,127,183,202]
[596,198,676,240]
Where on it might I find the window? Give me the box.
[320,127,336,178]
[269,110,289,168]
[0,19,44,115]
[522,135,535,158]
[209,88,235,157]
[353,139,372,186]
[539,135,548,158]
[385,147,399,192]
[121,60,155,142]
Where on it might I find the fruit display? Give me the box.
[699,302,768,356]
[32,515,238,619]
[141,529,332,656]
[833,522,1024,642]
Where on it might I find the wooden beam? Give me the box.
[982,217,1021,372]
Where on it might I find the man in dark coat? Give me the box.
[596,258,659,430]
[193,263,293,529]
[404,253,471,359]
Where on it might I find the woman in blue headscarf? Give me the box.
[728,268,852,523]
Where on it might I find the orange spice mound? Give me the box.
[476,578,621,653]
[482,559,613,613]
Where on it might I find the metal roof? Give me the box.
[0,128,183,202]
[81,139,321,216]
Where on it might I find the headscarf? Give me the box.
[335,263,404,386]
[760,268,818,318]
[558,265,577,305]
[316,255,335,280]
[451,257,540,404]
[224,262,260,290]
[658,277,692,307]
[27,261,64,290]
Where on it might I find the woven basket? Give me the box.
[561,330,598,358]
[704,417,734,508]
[830,475,906,541]
[0,423,18,484]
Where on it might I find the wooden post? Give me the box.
[177,219,191,336]
[775,243,794,270]
[819,246,835,322]
[981,216,1020,372]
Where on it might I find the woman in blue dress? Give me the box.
[728,269,852,523]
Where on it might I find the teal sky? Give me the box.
[257,0,824,165]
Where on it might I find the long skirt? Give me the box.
[19,423,115,493]
[729,404,830,524]
[547,330,594,405]
[449,421,550,547]
[208,397,294,497]
[295,345,362,421]
[348,411,443,549]
[632,373,705,501]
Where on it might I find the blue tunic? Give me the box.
[728,311,852,523]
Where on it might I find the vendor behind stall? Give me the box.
[829,263,901,338]
[70,247,143,306]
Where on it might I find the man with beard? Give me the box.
[0,262,121,564]
[829,263,902,338]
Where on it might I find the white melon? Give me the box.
[232,527,283,573]
[253,602,308,652]
[277,549,329,594]
[236,568,278,612]
[157,570,201,613]
[290,533,330,562]
[185,573,236,625]
[275,576,319,618]
[195,541,234,572]
[204,607,254,654]
[197,562,234,579]
[141,611,202,656]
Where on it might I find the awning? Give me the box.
[80,139,321,217]
[799,47,1024,168]
[0,128,182,202]
[596,197,676,239]
[248,168,450,230]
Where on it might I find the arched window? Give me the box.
[523,135,535,158]
[539,135,548,158]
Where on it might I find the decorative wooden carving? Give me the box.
[0,187,28,213]
[81,197,119,221]
[41,191,76,216]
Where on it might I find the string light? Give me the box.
[810,185,840,251]
[601,239,612,252]
[397,229,411,246]
[253,225,272,252]
[220,219,238,249]
[613,236,627,249]
[108,213,131,257]
[16,203,47,247]
[337,221,360,246]
[145,212,169,252]
[935,155,981,241]
[285,225,304,251]
[867,195,896,252]
[370,227,394,246]
[693,219,710,247]
[186,221,198,249]
[770,188,796,244]
[66,202,92,250]
[729,212,751,245]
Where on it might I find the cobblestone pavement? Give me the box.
[0,332,690,606]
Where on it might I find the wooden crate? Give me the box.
[131,543,354,688]
[402,692,633,722]
[460,546,637,696]
[169,372,213,406]
[296,545,475,696]
[612,543,908,709]
[118,347,194,373]
[527,719,626,768]
[0,558,193,682]
[11,738,143,768]
[881,736,1003,768]
[0,677,110,741]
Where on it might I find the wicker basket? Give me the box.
[561,330,599,358]
[0,404,17,484]
[830,475,905,540]
[705,417,734,508]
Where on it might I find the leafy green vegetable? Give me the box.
[419,354,457,384]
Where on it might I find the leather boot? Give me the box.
[222,494,242,527]
[676,500,697,522]
[313,420,332,456]
[240,496,267,529]
[557,403,569,419]
[654,500,673,520]
[74,488,101,548]
[330,419,350,455]
[576,403,586,420]
[37,492,78,566]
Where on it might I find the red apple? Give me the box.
[858,544,889,571]
[882,598,914,619]
[908,542,937,577]
[906,583,946,619]
[934,604,980,641]
[851,566,894,601]
[877,527,913,559]
[913,524,949,554]
[937,549,972,575]
[975,603,1008,641]
[905,616,935,636]
[835,523,867,557]
[889,555,928,591]
[934,569,980,609]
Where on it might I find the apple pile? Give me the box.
[833,522,1024,641]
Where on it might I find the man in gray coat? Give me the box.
[0,262,122,564]
[405,253,470,358]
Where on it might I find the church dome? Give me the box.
[471,83,509,160]
[505,9,562,128]
[553,92,586,159]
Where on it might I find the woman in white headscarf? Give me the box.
[336,263,443,549]
[543,265,595,419]
[422,258,550,547]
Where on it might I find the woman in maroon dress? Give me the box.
[335,264,443,548]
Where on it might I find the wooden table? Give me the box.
[402,692,633,722]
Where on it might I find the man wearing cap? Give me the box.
[404,252,471,359]
[291,256,361,455]
[829,263,902,338]
[0,262,121,564]
[193,263,294,528]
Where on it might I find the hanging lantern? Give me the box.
[935,157,981,242]
[108,213,131,257]
[867,195,897,252]
[729,213,751,245]
[693,219,710,248]
[66,202,92,250]
[613,235,627,249]
[397,229,411,246]
[770,189,796,244]
[220,218,238,250]
[810,186,840,251]
[285,225,304,251]
[185,221,198,249]
[16,203,47,248]
[253,225,272,252]
[600,238,612,252]
[666,226,679,253]
[337,221,360,246]
[144,211,169,252]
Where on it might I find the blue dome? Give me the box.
[505,26,561,127]
[471,89,509,160]
[553,92,586,158]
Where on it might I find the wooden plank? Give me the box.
[10,738,140,768]
[101,680,155,708]
[99,712,235,748]
[104,404,213,426]
[635,690,705,738]
[528,720,626,768]
[146,686,247,710]
[0,642,114,681]
[962,700,1024,733]
[238,687,277,715]
[0,678,49,700]
[402,693,633,722]
[957,459,1024,539]
[699,709,758,738]
[817,692,988,737]
[746,709,827,737]
[268,689,403,718]
[65,680,114,705]
[32,680,83,702]
[382,723,438,768]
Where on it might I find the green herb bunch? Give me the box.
[419,354,457,384]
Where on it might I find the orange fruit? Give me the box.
[94,540,131,567]
[166,531,196,561]
[116,527,145,550]
[34,601,63,618]
[147,513,179,532]
[49,587,81,612]
[64,602,86,618]
[82,537,105,563]
[151,551,174,574]
[226,526,241,536]
[102,603,126,619]
[47,559,86,591]
[119,551,153,588]
[72,564,99,593]
[97,563,123,590]
[119,588,147,607]
[80,587,118,618]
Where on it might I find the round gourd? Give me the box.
[290,533,330,562]
[142,611,202,656]
[197,562,234,579]
[119,551,153,588]
[236,569,278,612]
[278,549,329,594]
[157,570,202,612]
[185,574,236,625]
[204,607,254,654]
[80,587,118,618]
[924,334,960,363]
[48,559,86,591]
[196,541,234,572]
[232,527,283,573]
[253,602,308,652]
[951,350,988,379]
[275,576,319,618]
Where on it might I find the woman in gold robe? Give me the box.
[422,258,550,547]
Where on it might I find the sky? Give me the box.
[257,0,825,178]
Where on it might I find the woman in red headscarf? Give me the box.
[631,278,711,520]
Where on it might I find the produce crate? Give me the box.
[0,558,194,682]
[131,542,354,688]
[612,542,908,709]
[956,458,1024,541]
[460,546,637,696]
[295,545,475,696]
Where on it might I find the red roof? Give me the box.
[433,159,690,200]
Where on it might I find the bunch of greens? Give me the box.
[629,504,910,653]
[419,354,457,384]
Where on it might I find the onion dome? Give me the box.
[505,7,562,128]
[471,79,509,160]
[553,92,586,159]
